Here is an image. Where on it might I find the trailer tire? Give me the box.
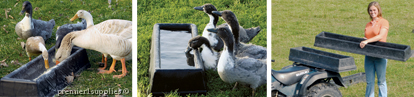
[306,82,342,97]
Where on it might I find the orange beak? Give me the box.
[70,14,78,21]
[56,60,60,65]
[45,59,49,69]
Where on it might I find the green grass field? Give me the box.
[272,0,414,96]
[0,0,132,96]
[138,0,267,96]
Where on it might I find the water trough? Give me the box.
[0,46,90,96]
[149,23,207,96]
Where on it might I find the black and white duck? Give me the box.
[15,1,55,41]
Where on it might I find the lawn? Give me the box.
[0,0,132,96]
[138,0,267,96]
[272,0,414,96]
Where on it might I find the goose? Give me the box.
[208,27,266,96]
[69,10,113,70]
[55,19,132,78]
[15,1,54,41]
[212,10,267,59]
[24,36,49,69]
[185,36,217,69]
[55,19,87,52]
[195,4,261,44]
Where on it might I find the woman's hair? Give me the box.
[367,1,382,20]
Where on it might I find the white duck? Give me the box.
[15,1,55,41]
[55,19,132,78]
[23,36,49,69]
[208,27,266,96]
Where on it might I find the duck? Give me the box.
[194,4,261,44]
[69,10,115,70]
[207,27,266,96]
[55,19,132,78]
[185,36,217,69]
[212,10,267,59]
[15,1,54,41]
[194,4,223,51]
[55,19,87,52]
[23,36,49,69]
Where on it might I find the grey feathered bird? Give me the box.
[212,10,266,59]
[208,27,266,96]
[55,19,87,51]
[15,1,54,41]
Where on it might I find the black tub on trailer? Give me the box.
[0,46,90,96]
[149,23,207,96]
[289,46,356,72]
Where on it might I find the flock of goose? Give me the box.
[15,1,131,78]
[186,4,267,96]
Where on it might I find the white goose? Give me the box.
[55,19,132,78]
[69,10,118,71]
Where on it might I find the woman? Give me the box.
[360,1,389,97]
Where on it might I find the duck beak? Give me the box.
[185,46,192,53]
[193,6,203,11]
[70,14,79,21]
[212,11,222,16]
[207,28,218,33]
[45,59,49,69]
[56,60,60,65]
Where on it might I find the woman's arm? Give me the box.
[360,28,388,48]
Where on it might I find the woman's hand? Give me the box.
[360,41,368,48]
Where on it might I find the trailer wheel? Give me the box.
[306,82,342,97]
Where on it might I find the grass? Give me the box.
[272,0,414,96]
[0,0,132,96]
[138,0,267,96]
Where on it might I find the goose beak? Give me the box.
[212,11,222,16]
[207,28,218,33]
[45,59,49,69]
[70,14,79,21]
[56,60,60,65]
[193,6,203,11]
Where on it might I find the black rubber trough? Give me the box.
[149,23,207,96]
[314,31,412,61]
[0,46,90,96]
[289,46,356,72]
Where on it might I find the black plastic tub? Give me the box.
[289,47,356,72]
[149,23,207,96]
[0,46,90,96]
[314,31,412,61]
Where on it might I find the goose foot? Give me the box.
[98,54,108,70]
[98,59,116,74]
[113,58,127,78]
